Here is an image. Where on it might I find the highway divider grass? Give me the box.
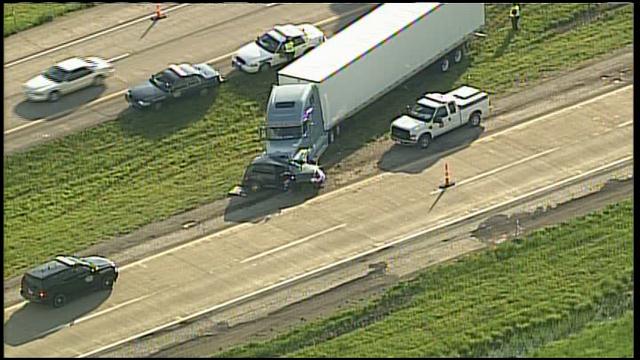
[3,4,634,279]
[4,3,95,37]
[529,310,634,358]
[217,199,633,357]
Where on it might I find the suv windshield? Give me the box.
[256,33,282,54]
[266,126,302,140]
[150,70,175,92]
[42,66,66,83]
[408,103,435,122]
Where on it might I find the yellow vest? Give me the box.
[510,5,520,18]
[285,41,295,53]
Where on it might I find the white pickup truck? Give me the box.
[390,85,489,149]
[231,24,325,74]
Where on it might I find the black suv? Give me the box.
[20,255,119,308]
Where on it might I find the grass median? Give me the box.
[4,3,95,37]
[217,199,633,357]
[3,4,634,279]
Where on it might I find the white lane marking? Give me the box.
[76,155,633,359]
[4,300,27,315]
[72,294,152,325]
[477,84,633,144]
[617,120,633,128]
[5,5,373,136]
[429,147,559,195]
[240,224,347,264]
[3,88,129,136]
[205,5,372,65]
[4,4,191,68]
[106,53,131,63]
[4,119,46,135]
[120,222,254,271]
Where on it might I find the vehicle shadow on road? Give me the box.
[3,290,111,346]
[224,185,320,223]
[378,124,484,174]
[118,91,218,140]
[13,85,107,121]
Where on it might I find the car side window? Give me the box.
[436,107,449,118]
[187,75,201,87]
[448,102,457,114]
[292,36,305,46]
[67,67,92,81]
[173,78,187,90]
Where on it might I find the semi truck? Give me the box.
[261,2,485,165]
[232,3,485,195]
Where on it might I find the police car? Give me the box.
[125,63,224,110]
[231,24,326,73]
[20,255,119,308]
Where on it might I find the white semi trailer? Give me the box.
[243,3,484,191]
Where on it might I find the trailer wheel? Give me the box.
[440,58,450,72]
[469,112,482,127]
[418,134,432,149]
[453,48,463,63]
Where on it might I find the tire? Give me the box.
[453,48,463,63]
[418,134,432,149]
[48,91,61,102]
[101,274,115,290]
[93,75,105,86]
[469,112,482,127]
[52,293,66,308]
[259,63,271,73]
[440,58,450,72]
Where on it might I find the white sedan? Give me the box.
[232,24,326,73]
[23,57,114,102]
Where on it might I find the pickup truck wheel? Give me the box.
[440,58,450,72]
[48,91,61,102]
[259,63,271,73]
[93,75,105,86]
[418,134,432,149]
[469,112,482,127]
[453,48,463,63]
[52,293,66,308]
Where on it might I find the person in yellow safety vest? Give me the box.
[284,39,295,62]
[510,3,521,31]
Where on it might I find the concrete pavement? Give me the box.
[3,84,632,357]
[3,3,376,153]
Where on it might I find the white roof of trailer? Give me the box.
[278,3,441,83]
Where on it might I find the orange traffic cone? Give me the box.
[151,4,167,21]
[439,162,456,189]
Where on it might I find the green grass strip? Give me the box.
[3,4,634,279]
[529,310,634,358]
[4,3,95,37]
[217,199,633,357]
